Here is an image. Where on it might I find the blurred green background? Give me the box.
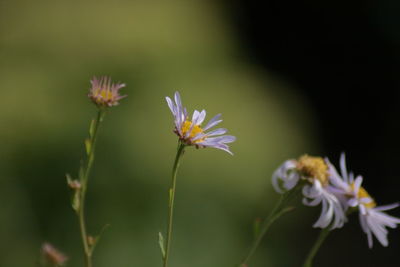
[0,1,326,266]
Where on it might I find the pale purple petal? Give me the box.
[374,203,400,212]
[183,107,188,120]
[185,110,200,138]
[196,110,206,125]
[348,198,358,207]
[174,91,182,110]
[166,97,176,115]
[340,152,348,183]
[303,180,346,229]
[353,176,363,194]
[174,92,183,132]
[191,133,207,142]
[360,197,373,204]
[359,213,374,248]
[205,128,227,137]
[191,110,200,123]
[203,114,222,131]
[207,143,233,155]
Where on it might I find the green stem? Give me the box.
[163,142,186,267]
[78,109,106,267]
[240,188,299,266]
[302,227,331,267]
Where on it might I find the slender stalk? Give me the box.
[78,109,106,267]
[240,188,299,266]
[163,142,186,267]
[302,227,330,267]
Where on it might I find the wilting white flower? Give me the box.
[166,91,235,155]
[272,160,299,193]
[328,153,400,248]
[272,155,346,229]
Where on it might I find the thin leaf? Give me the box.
[253,218,262,239]
[89,224,110,253]
[89,119,95,138]
[158,232,166,259]
[85,138,91,155]
[66,174,80,212]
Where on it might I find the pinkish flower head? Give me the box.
[41,242,68,266]
[88,76,126,107]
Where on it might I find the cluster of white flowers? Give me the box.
[164,91,399,250]
[272,153,400,248]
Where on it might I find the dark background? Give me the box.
[227,0,400,266]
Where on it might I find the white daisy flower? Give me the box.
[165,91,236,155]
[272,155,346,229]
[328,153,400,248]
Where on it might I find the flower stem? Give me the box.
[78,109,106,267]
[163,142,186,267]
[240,189,298,266]
[302,227,331,267]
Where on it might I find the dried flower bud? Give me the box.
[67,179,81,190]
[41,242,68,266]
[87,236,95,246]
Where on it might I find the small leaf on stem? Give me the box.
[85,138,91,155]
[66,174,81,212]
[158,232,166,259]
[89,119,95,138]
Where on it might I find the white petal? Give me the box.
[353,176,363,194]
[348,198,359,207]
[340,152,348,183]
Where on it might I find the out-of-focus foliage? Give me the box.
[0,1,319,266]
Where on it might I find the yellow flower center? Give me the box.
[297,155,329,186]
[98,89,113,101]
[181,120,204,142]
[350,183,376,209]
